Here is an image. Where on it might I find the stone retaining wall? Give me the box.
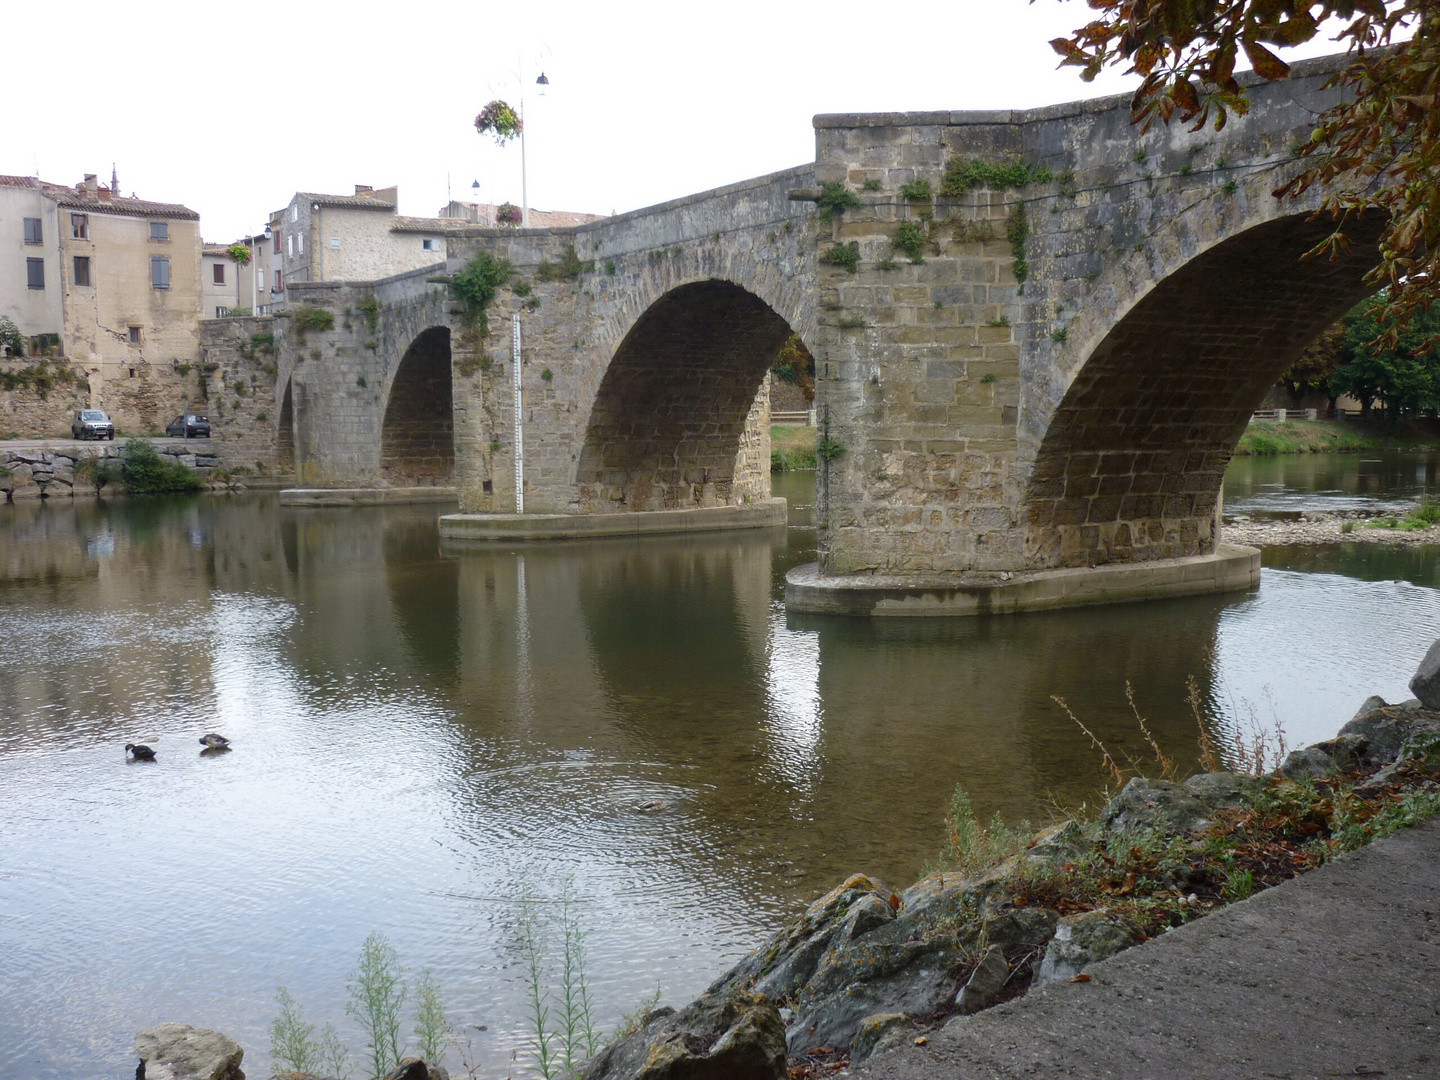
[1,441,236,499]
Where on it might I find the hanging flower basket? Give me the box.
[226,242,251,264]
[475,100,523,145]
[496,202,522,226]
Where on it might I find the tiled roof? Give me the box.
[389,216,461,234]
[294,191,398,211]
[441,201,607,228]
[5,175,201,220]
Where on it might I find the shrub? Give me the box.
[74,455,120,493]
[816,182,861,222]
[291,305,335,333]
[121,440,204,494]
[451,252,513,334]
[941,157,1054,196]
[819,243,859,274]
[899,177,932,200]
[347,932,407,1078]
[0,316,29,357]
[892,221,926,262]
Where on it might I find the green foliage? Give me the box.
[862,178,882,191]
[233,381,247,397]
[604,260,616,275]
[511,280,533,298]
[540,368,553,382]
[891,221,926,262]
[219,307,253,318]
[537,245,594,282]
[1330,785,1440,853]
[899,177,932,200]
[226,242,251,264]
[412,970,448,1066]
[0,356,82,397]
[941,157,1054,196]
[1221,867,1255,901]
[1364,500,1440,532]
[1221,179,1238,195]
[988,315,1010,327]
[356,376,367,388]
[1331,295,1440,418]
[770,426,817,471]
[1006,203,1030,285]
[876,258,899,271]
[357,295,380,333]
[819,242,859,274]
[74,455,120,492]
[121,440,204,494]
[816,181,861,222]
[1051,327,1068,344]
[450,251,513,334]
[933,784,1033,881]
[613,987,663,1041]
[1131,147,1148,165]
[979,373,998,384]
[0,316,30,357]
[816,436,845,462]
[270,987,321,1075]
[346,931,407,1078]
[291,305,335,333]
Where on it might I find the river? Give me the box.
[1,453,1437,1078]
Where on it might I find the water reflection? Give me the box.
[1224,448,1440,515]
[0,472,1437,1079]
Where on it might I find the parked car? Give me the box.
[165,414,211,438]
[71,409,114,440]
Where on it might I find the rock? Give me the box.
[709,873,892,1000]
[979,906,1058,949]
[577,986,784,1080]
[1101,773,1265,836]
[1033,910,1144,988]
[849,1013,913,1065]
[1279,734,1369,780]
[378,1060,444,1080]
[786,933,972,1056]
[956,945,1009,1014]
[134,1023,244,1080]
[1021,820,1089,871]
[1412,641,1440,709]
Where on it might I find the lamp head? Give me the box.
[535,72,549,96]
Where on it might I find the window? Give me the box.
[150,221,168,242]
[422,238,437,251]
[290,205,298,223]
[23,217,42,244]
[73,256,91,287]
[71,214,88,240]
[150,255,170,289]
[26,257,44,289]
[272,231,281,255]
[287,235,293,257]
[212,263,225,285]
[216,306,227,318]
[329,237,340,249]
[297,233,303,255]
[257,269,264,292]
[274,270,283,292]
[128,326,141,345]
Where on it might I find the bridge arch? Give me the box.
[575,279,801,512]
[1022,185,1384,569]
[381,325,453,485]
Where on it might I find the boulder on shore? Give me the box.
[134,1023,243,1080]
[1033,909,1144,988]
[1411,640,1440,709]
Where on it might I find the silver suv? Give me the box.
[71,409,115,440]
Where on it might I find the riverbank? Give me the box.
[1235,416,1440,455]
[0,440,291,498]
[581,664,1440,1080]
[771,425,816,471]
[1224,503,1440,547]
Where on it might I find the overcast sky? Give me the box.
[6,1,1354,242]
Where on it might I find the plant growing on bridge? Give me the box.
[819,242,860,274]
[1005,203,1030,286]
[290,306,335,340]
[1049,0,1440,351]
[816,181,861,222]
[941,157,1054,196]
[891,220,927,263]
[899,177,932,200]
[357,295,380,333]
[816,435,845,462]
[475,99,523,144]
[451,251,514,335]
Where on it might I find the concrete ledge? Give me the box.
[439,498,788,541]
[279,486,457,507]
[784,543,1260,617]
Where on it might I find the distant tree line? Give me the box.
[1281,297,1440,422]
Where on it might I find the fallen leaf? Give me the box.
[1071,973,1092,983]
[888,892,901,911]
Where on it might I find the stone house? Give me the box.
[438,200,605,228]
[269,185,447,299]
[201,244,240,320]
[0,170,205,433]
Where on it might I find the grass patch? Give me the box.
[1364,500,1440,531]
[1233,418,1440,456]
[770,424,816,471]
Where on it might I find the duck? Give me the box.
[125,743,157,761]
[198,733,231,750]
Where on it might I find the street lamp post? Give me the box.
[520,71,549,228]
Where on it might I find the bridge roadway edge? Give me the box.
[855,814,1440,1080]
[785,543,1259,617]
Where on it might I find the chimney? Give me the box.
[98,185,112,203]
[355,184,373,195]
[82,174,98,195]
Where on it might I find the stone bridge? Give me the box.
[256,52,1384,614]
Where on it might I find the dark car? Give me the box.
[166,413,211,438]
[71,409,115,440]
